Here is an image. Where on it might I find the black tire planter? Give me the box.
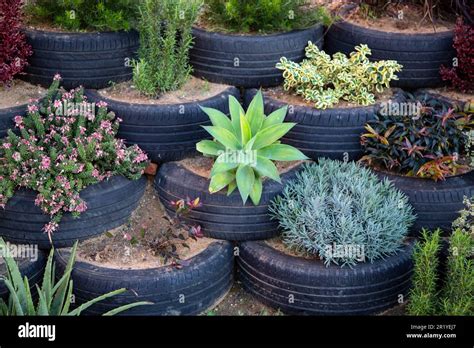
[22,29,139,89]
[55,240,234,316]
[189,25,324,88]
[237,240,414,315]
[0,249,47,299]
[325,20,455,89]
[0,176,146,249]
[155,161,302,241]
[375,170,474,235]
[85,87,240,163]
[244,88,404,161]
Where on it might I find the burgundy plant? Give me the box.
[0,0,32,84]
[440,16,474,93]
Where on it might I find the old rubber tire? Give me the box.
[0,249,47,299]
[0,176,146,249]
[21,29,139,89]
[190,24,324,88]
[244,88,404,161]
[155,161,302,241]
[325,20,455,89]
[237,240,414,315]
[375,170,474,235]
[85,87,240,163]
[55,240,234,316]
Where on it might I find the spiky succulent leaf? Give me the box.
[236,164,255,204]
[196,140,225,156]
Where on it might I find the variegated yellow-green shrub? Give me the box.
[276,43,402,109]
[196,91,308,205]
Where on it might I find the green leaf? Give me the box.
[236,165,255,204]
[240,114,252,145]
[262,106,288,128]
[68,288,127,316]
[249,175,263,205]
[246,90,265,135]
[211,153,239,176]
[252,123,296,150]
[254,156,281,183]
[200,106,233,132]
[227,180,237,196]
[103,301,153,316]
[196,140,225,156]
[228,95,244,141]
[258,144,308,161]
[209,171,235,193]
[202,126,241,150]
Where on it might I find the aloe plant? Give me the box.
[0,238,151,316]
[196,90,307,205]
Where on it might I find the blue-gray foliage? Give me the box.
[269,159,416,267]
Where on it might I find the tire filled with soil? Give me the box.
[244,88,404,161]
[375,170,474,235]
[85,79,240,163]
[189,24,324,88]
[237,239,414,315]
[325,21,455,89]
[0,176,146,249]
[155,158,303,241]
[22,29,139,89]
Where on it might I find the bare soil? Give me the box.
[179,156,305,179]
[425,87,474,104]
[98,77,230,105]
[265,236,322,260]
[76,179,214,270]
[263,86,394,109]
[0,80,46,109]
[342,2,454,33]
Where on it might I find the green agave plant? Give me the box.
[196,90,308,205]
[0,239,150,315]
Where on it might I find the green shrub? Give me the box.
[406,229,441,316]
[133,0,202,97]
[202,0,332,33]
[0,238,150,315]
[441,228,474,315]
[26,0,137,31]
[276,43,402,109]
[361,92,472,180]
[196,91,307,205]
[269,159,415,267]
[407,226,474,316]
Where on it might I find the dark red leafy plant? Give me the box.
[440,15,474,93]
[0,0,32,84]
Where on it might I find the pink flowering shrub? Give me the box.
[0,76,148,241]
